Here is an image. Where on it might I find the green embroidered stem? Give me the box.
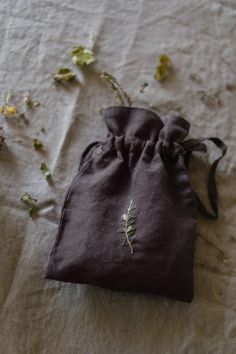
[120,199,136,254]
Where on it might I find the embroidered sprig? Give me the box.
[120,199,136,254]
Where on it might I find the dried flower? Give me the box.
[32,138,43,150]
[21,192,38,216]
[40,162,51,179]
[0,91,40,124]
[154,54,171,82]
[119,199,136,254]
[5,105,17,116]
[70,46,95,67]
[0,91,17,117]
[100,71,132,106]
[53,67,76,83]
[23,94,40,109]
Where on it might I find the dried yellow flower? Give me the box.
[0,91,17,117]
[0,105,17,117]
[154,54,171,82]
[5,105,17,116]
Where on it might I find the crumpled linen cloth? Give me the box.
[0,0,236,353]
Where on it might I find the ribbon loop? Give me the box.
[181,137,227,219]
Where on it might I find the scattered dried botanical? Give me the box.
[32,138,43,150]
[70,46,95,67]
[40,162,51,179]
[53,67,76,83]
[119,199,136,254]
[154,54,171,82]
[100,71,132,106]
[23,94,40,109]
[21,192,38,216]
[0,91,17,117]
[0,91,40,123]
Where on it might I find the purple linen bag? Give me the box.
[46,106,226,302]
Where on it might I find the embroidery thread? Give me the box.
[120,199,136,254]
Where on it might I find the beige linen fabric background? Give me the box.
[0,0,236,353]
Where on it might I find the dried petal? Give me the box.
[53,67,76,83]
[154,54,171,82]
[21,192,38,216]
[40,162,51,179]
[70,46,95,67]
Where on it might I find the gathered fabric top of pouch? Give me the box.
[104,106,191,145]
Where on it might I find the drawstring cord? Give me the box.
[181,137,227,219]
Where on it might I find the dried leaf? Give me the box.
[70,46,95,67]
[154,54,171,82]
[40,162,51,179]
[32,138,43,150]
[21,192,38,216]
[53,67,76,83]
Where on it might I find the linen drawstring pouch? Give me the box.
[46,106,227,302]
